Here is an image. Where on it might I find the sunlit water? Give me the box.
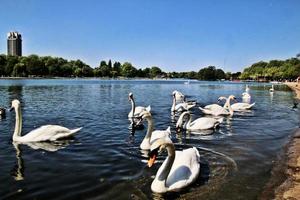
[0,79,298,200]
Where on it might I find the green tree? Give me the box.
[121,62,137,77]
[150,66,162,78]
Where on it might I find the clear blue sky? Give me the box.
[0,0,299,72]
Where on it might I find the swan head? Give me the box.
[175,111,190,132]
[10,99,20,111]
[148,137,173,167]
[128,92,133,101]
[217,96,227,102]
[228,95,237,102]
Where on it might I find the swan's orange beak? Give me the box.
[148,154,157,167]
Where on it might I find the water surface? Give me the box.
[0,79,298,199]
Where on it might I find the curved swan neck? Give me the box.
[144,116,154,139]
[225,98,234,116]
[171,95,176,112]
[157,143,175,186]
[13,105,22,140]
[186,113,192,129]
[130,97,136,118]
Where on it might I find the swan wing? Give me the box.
[166,148,200,191]
[22,125,81,142]
[231,103,255,111]
[190,117,218,130]
[204,104,222,110]
[150,130,171,143]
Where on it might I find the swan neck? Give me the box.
[186,113,192,129]
[13,105,22,140]
[225,98,234,116]
[130,98,135,118]
[171,96,176,112]
[157,143,175,185]
[145,116,154,139]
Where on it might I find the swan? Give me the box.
[242,92,251,101]
[245,84,250,93]
[203,96,227,111]
[147,137,200,193]
[172,90,185,102]
[10,99,82,142]
[269,85,274,93]
[171,93,196,113]
[199,95,236,116]
[128,93,151,125]
[221,97,255,111]
[137,110,171,150]
[176,111,223,132]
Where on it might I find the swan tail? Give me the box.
[70,127,82,134]
[193,147,201,162]
[166,126,171,134]
[198,106,204,111]
[146,105,151,112]
[249,102,255,108]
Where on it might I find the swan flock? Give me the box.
[3,84,258,195]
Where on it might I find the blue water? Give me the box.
[0,79,298,200]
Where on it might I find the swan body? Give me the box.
[128,93,151,123]
[171,93,196,112]
[203,96,227,111]
[176,111,222,132]
[199,95,235,116]
[10,99,82,142]
[148,137,200,193]
[172,90,185,102]
[138,111,171,150]
[231,102,255,111]
[242,92,251,101]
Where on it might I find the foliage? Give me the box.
[0,54,93,77]
[240,57,300,80]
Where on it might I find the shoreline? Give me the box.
[263,82,300,199]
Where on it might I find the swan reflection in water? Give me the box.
[11,140,72,181]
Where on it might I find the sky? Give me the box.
[0,0,299,72]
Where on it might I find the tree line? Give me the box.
[240,57,300,81]
[2,54,298,81]
[0,54,230,80]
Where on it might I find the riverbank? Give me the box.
[285,82,300,99]
[267,82,300,199]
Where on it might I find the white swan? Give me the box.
[172,90,185,102]
[147,137,200,193]
[128,93,151,125]
[138,110,171,150]
[222,97,255,111]
[199,95,236,116]
[10,99,82,142]
[242,92,251,101]
[230,102,255,111]
[269,85,274,93]
[245,84,250,93]
[171,92,196,112]
[203,96,227,111]
[176,111,223,132]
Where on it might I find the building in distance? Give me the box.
[7,31,22,56]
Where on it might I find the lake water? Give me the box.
[0,79,298,200]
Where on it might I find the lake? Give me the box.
[0,79,298,200]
